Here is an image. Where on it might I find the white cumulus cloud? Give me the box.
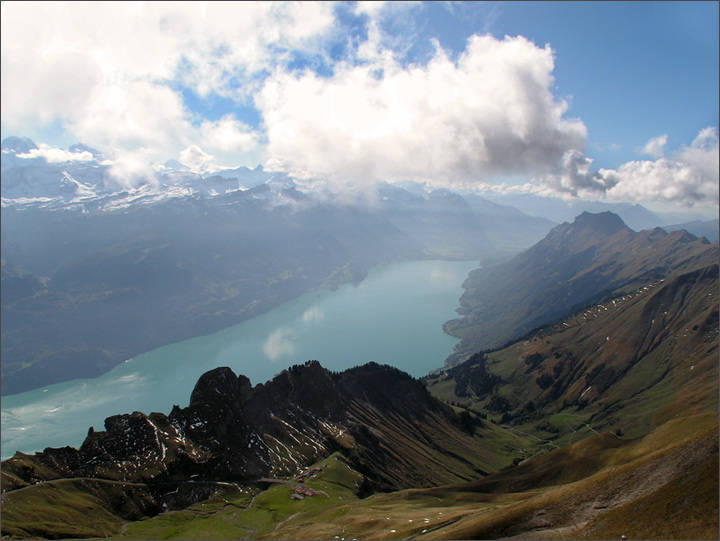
[199,116,260,154]
[640,134,668,159]
[258,34,587,190]
[178,145,219,174]
[100,150,160,189]
[602,127,719,207]
[0,1,330,164]
[537,127,719,208]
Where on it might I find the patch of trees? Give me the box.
[485,393,511,413]
[586,364,620,394]
[535,373,554,390]
[535,420,560,434]
[458,410,478,434]
[451,353,503,398]
[524,352,545,371]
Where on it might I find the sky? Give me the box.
[1,1,718,214]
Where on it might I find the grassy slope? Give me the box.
[0,478,160,539]
[445,221,718,361]
[428,264,719,445]
[255,415,719,541]
[117,453,362,540]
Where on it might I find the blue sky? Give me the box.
[1,1,718,212]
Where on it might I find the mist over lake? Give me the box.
[1,259,477,459]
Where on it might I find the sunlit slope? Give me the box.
[121,414,713,541]
[408,414,718,541]
[431,262,718,442]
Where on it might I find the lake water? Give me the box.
[1,259,478,459]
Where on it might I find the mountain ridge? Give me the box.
[1,361,506,498]
[429,261,718,439]
[444,211,719,364]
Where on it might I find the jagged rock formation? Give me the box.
[2,362,491,512]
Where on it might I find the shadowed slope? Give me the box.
[445,212,718,362]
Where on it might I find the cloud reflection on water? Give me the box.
[262,328,297,361]
[302,305,325,323]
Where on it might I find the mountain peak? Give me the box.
[163,158,190,171]
[571,211,627,236]
[1,136,37,154]
[188,366,251,407]
[68,143,103,157]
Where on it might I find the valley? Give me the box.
[1,259,476,459]
[2,3,718,539]
[0,146,555,396]
[1,207,718,540]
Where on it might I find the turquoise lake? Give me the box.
[1,259,478,459]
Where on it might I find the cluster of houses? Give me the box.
[289,465,326,500]
[296,465,324,483]
[290,485,317,500]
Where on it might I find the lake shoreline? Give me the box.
[1,259,479,459]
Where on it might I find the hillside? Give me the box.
[1,170,554,395]
[428,262,719,442]
[262,414,718,541]
[444,211,719,364]
[0,196,423,394]
[0,361,531,539]
[2,256,718,539]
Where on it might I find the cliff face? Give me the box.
[2,361,490,506]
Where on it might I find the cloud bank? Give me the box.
[259,34,587,189]
[1,2,717,210]
[1,1,321,162]
[537,127,719,208]
[17,144,94,164]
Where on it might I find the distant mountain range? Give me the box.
[2,137,563,395]
[664,217,720,242]
[4,136,714,240]
[1,136,274,211]
[483,191,718,233]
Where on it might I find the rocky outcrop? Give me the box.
[2,361,488,506]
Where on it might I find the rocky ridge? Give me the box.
[2,362,491,508]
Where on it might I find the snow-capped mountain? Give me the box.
[1,137,276,212]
